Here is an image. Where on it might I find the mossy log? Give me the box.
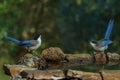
[21,70,65,80]
[67,69,120,80]
[67,69,102,80]
[64,52,120,67]
[3,64,37,77]
[65,54,93,66]
[101,70,120,80]
[3,64,120,80]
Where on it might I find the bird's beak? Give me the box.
[40,33,42,35]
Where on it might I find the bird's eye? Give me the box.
[91,40,97,43]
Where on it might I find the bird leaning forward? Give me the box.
[4,33,42,53]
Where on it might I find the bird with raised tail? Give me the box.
[4,33,42,53]
[90,19,114,52]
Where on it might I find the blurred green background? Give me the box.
[0,0,120,79]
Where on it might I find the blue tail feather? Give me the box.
[104,19,114,39]
[4,36,20,44]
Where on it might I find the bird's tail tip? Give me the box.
[109,18,114,23]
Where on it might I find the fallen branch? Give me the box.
[3,64,37,77]
[67,69,120,80]
[63,52,120,67]
[21,70,65,80]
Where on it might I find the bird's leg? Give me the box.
[24,46,32,53]
[94,51,105,57]
[93,51,106,71]
[25,47,32,53]
[28,50,33,54]
[94,50,104,54]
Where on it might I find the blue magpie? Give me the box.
[90,19,114,52]
[4,34,42,53]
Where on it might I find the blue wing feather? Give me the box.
[104,19,114,39]
[20,41,36,46]
[4,35,20,44]
[99,40,112,48]
[5,35,37,47]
